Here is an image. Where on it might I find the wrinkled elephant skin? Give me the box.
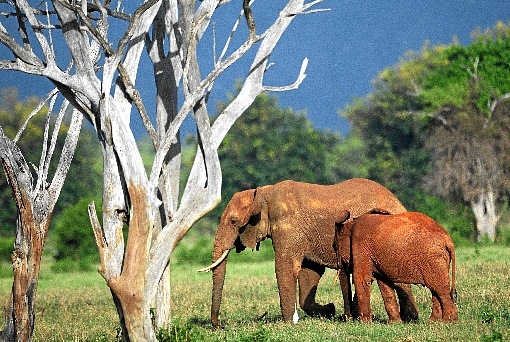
[336,211,458,323]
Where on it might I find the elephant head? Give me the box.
[334,208,390,267]
[197,187,271,328]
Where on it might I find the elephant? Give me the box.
[198,178,419,328]
[335,209,458,323]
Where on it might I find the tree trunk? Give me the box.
[471,190,498,241]
[0,105,82,341]
[4,220,46,342]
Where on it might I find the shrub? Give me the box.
[51,197,101,272]
[479,304,510,324]
[0,237,14,278]
[172,235,214,266]
[0,236,14,261]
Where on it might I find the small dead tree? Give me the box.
[1,0,326,339]
[0,90,82,342]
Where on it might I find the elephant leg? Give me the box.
[394,283,419,322]
[429,291,443,321]
[298,259,335,319]
[275,254,300,322]
[353,268,373,323]
[337,268,353,319]
[376,278,402,323]
[351,292,360,319]
[428,284,458,322]
[441,296,458,323]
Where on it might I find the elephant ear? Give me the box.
[336,210,350,224]
[335,211,351,247]
[238,187,270,250]
[335,218,354,266]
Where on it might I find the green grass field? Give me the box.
[0,245,508,341]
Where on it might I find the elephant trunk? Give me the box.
[211,244,231,328]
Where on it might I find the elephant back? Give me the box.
[267,179,405,268]
[334,178,406,220]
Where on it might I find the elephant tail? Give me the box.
[448,241,457,304]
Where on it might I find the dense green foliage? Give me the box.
[50,197,102,272]
[216,90,340,191]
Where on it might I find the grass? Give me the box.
[0,245,508,341]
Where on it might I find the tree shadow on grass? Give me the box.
[186,316,210,327]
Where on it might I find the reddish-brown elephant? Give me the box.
[198,178,419,328]
[335,210,458,323]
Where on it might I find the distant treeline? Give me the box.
[1,22,510,273]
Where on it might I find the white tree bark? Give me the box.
[1,0,326,339]
[470,190,499,241]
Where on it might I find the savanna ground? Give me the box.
[0,244,508,341]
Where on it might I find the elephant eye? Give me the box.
[231,218,238,225]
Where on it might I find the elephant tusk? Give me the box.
[333,269,342,286]
[196,249,230,272]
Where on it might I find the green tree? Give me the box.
[51,197,103,272]
[219,90,339,186]
[340,75,430,208]
[210,89,347,219]
[341,21,510,242]
[418,26,510,241]
[184,88,361,235]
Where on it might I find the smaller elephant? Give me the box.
[335,209,458,323]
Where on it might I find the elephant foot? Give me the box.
[443,308,459,323]
[211,314,223,329]
[400,307,418,322]
[302,302,335,319]
[386,317,403,324]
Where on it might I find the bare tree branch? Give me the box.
[243,0,256,42]
[47,107,82,206]
[488,92,510,116]
[16,0,56,65]
[14,88,59,142]
[263,57,308,92]
[0,28,45,69]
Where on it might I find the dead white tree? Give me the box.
[1,0,326,340]
[0,90,82,342]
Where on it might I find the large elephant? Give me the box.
[199,178,418,328]
[335,210,458,323]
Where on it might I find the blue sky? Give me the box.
[1,1,510,138]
